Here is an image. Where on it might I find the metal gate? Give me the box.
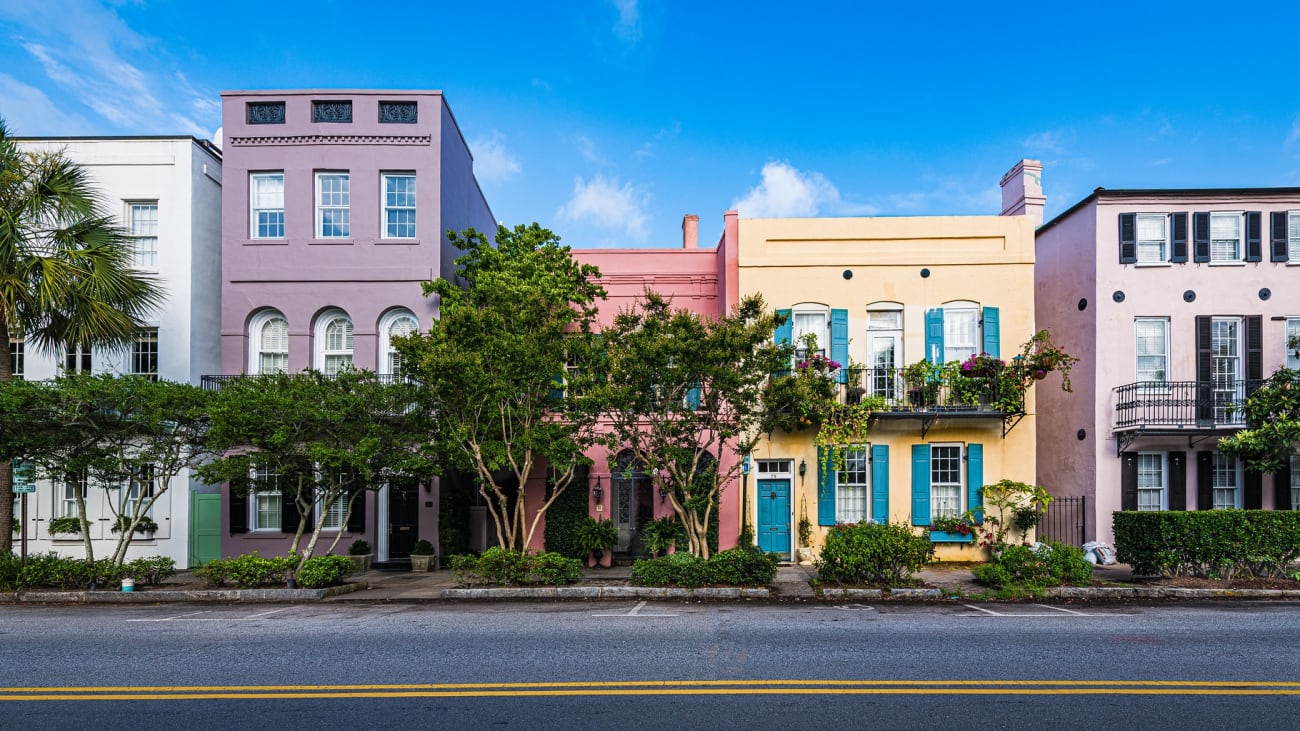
[1037,496,1086,546]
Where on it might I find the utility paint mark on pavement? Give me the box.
[124,608,293,623]
[591,601,677,618]
[961,604,1130,617]
[125,611,211,623]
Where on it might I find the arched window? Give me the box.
[314,309,354,375]
[249,310,289,374]
[378,309,418,376]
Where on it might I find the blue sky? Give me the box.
[3,1,1300,248]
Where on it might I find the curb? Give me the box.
[442,586,770,600]
[3,582,369,604]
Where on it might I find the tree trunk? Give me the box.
[325,488,362,555]
[0,314,13,555]
[75,488,94,562]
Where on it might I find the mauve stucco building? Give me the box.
[1035,188,1300,545]
[214,90,494,564]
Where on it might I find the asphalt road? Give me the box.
[2,599,1298,730]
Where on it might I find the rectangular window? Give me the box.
[868,310,903,401]
[121,465,154,518]
[1136,214,1167,264]
[1287,318,1300,371]
[1136,452,1166,511]
[1211,317,1243,423]
[943,308,979,363]
[316,173,350,238]
[930,444,963,520]
[382,173,416,239]
[1135,318,1169,383]
[65,345,91,373]
[835,447,869,524]
[1211,453,1240,509]
[251,467,281,532]
[1289,211,1300,261]
[8,335,22,380]
[127,202,158,270]
[792,311,828,359]
[1292,455,1300,511]
[320,496,347,531]
[1209,212,1242,263]
[60,472,88,518]
[251,173,285,239]
[131,329,158,381]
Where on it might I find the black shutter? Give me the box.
[1276,463,1293,511]
[1195,316,1213,424]
[281,491,303,533]
[1168,451,1187,511]
[1244,470,1263,510]
[1120,452,1138,510]
[347,489,366,533]
[229,478,248,535]
[1270,211,1289,262]
[1118,213,1137,263]
[1197,451,1213,510]
[1170,212,1188,263]
[1245,316,1263,397]
[1245,211,1262,262]
[1193,212,1211,262]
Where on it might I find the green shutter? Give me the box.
[831,309,849,384]
[981,307,999,359]
[817,445,837,526]
[924,308,944,364]
[966,443,984,524]
[871,444,889,523]
[911,444,931,526]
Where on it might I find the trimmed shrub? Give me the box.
[195,552,297,588]
[972,542,1093,590]
[631,552,709,587]
[815,522,934,588]
[0,552,21,590]
[124,556,177,586]
[296,555,355,588]
[347,540,371,556]
[630,546,777,588]
[447,548,582,587]
[1114,510,1300,578]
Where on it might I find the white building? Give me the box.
[13,136,222,567]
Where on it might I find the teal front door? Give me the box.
[756,479,790,555]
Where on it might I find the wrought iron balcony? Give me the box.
[837,367,1023,414]
[1112,379,1260,431]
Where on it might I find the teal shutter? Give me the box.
[966,443,984,524]
[981,307,1000,358]
[774,309,793,345]
[924,308,944,364]
[549,373,565,403]
[871,444,889,523]
[831,309,849,384]
[817,445,837,526]
[911,444,931,526]
[686,382,702,410]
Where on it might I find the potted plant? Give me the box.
[639,516,684,558]
[47,516,83,537]
[347,539,373,572]
[796,501,814,565]
[928,515,975,543]
[1289,333,1300,360]
[902,360,936,408]
[111,515,159,537]
[574,516,619,567]
[410,539,436,572]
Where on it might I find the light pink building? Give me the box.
[1036,188,1300,544]
[213,90,494,563]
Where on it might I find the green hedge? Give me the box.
[296,555,355,588]
[446,547,583,587]
[629,546,777,588]
[1114,510,1300,578]
[814,522,934,588]
[972,542,1093,590]
[543,475,590,560]
[194,552,297,588]
[0,553,175,590]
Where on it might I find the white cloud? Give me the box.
[731,161,874,218]
[556,175,650,241]
[575,135,610,166]
[0,73,94,135]
[470,131,522,183]
[1023,130,1067,155]
[1287,116,1300,146]
[610,0,641,44]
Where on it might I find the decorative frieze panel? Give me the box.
[379,101,418,124]
[246,102,285,125]
[312,101,353,123]
[226,135,432,147]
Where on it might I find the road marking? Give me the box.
[832,604,875,611]
[125,611,211,623]
[123,608,292,623]
[591,600,677,618]
[961,604,1127,617]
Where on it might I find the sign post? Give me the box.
[13,461,35,562]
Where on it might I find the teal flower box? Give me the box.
[929,530,975,543]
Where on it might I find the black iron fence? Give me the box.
[837,367,1021,413]
[1037,495,1086,546]
[1112,380,1259,429]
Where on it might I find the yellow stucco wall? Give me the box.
[738,214,1037,563]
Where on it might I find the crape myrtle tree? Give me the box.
[598,292,788,558]
[0,119,164,553]
[395,223,605,552]
[197,370,429,569]
[1218,367,1300,473]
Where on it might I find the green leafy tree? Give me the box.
[396,223,606,552]
[0,119,164,552]
[598,292,788,558]
[197,370,430,569]
[1218,367,1300,473]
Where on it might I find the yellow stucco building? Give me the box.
[729,161,1043,562]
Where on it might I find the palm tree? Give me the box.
[0,118,164,553]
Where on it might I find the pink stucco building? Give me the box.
[1035,188,1300,544]
[212,90,494,563]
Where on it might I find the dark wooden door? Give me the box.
[388,482,420,557]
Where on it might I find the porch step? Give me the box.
[372,558,412,572]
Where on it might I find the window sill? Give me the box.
[244,239,289,246]
[1206,261,1246,267]
[376,238,421,245]
[310,238,354,246]
[929,531,975,543]
[1134,262,1172,268]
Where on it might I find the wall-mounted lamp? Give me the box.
[659,485,669,503]
[591,475,603,503]
[798,458,807,484]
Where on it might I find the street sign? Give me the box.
[12,484,35,494]
[12,461,35,493]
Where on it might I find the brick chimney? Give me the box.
[682,214,699,249]
[999,159,1045,227]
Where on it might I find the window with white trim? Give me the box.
[251,173,285,239]
[315,173,350,238]
[250,466,282,532]
[121,464,154,518]
[60,472,88,519]
[1136,452,1166,511]
[791,304,828,359]
[1291,455,1300,511]
[1211,453,1241,510]
[1135,214,1167,264]
[378,310,417,376]
[131,328,158,381]
[943,303,979,363]
[315,310,354,375]
[319,493,347,531]
[381,173,416,239]
[65,344,91,373]
[1211,317,1243,423]
[1135,318,1169,383]
[1209,212,1242,263]
[1287,318,1300,371]
[249,310,289,375]
[8,335,22,380]
[1289,211,1300,262]
[867,307,903,401]
[835,446,869,523]
[127,202,158,270]
[930,444,964,520]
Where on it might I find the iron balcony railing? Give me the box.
[834,367,1023,414]
[1112,379,1261,430]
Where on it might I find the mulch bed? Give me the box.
[1124,576,1300,590]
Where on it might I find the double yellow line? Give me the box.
[2,679,1300,701]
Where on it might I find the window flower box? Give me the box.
[929,530,975,543]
